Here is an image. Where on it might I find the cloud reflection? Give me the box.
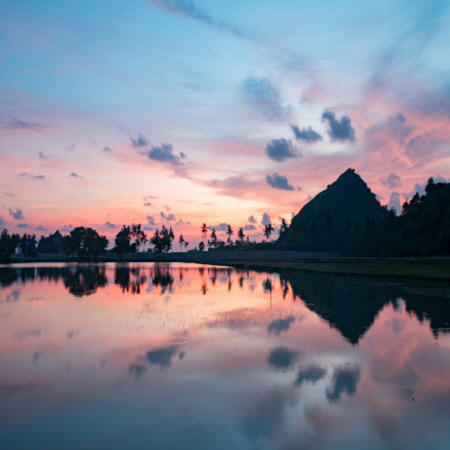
[326,366,361,402]
[295,366,327,386]
[268,347,299,372]
[267,316,295,336]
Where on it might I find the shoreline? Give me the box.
[3,255,450,281]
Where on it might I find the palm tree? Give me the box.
[226,224,233,243]
[237,227,245,242]
[178,234,185,251]
[263,223,274,241]
[208,228,218,249]
[201,223,208,242]
[279,218,288,236]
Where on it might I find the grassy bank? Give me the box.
[5,255,450,280]
[210,257,450,280]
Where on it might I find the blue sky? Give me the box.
[1,0,449,245]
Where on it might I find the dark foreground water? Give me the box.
[1,263,450,450]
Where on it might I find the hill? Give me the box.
[277,168,388,254]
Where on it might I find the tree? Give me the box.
[131,223,147,251]
[237,227,245,242]
[208,228,218,249]
[263,223,274,241]
[63,227,108,258]
[198,241,205,252]
[115,225,134,256]
[201,223,208,242]
[178,234,185,251]
[279,218,288,236]
[0,229,18,262]
[150,225,174,254]
[226,224,233,243]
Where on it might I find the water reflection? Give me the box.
[267,316,296,335]
[268,347,299,371]
[326,366,361,402]
[295,365,327,386]
[1,263,450,341]
[279,269,450,342]
[1,263,450,450]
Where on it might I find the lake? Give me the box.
[1,262,450,450]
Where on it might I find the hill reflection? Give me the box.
[279,269,450,343]
[1,264,449,341]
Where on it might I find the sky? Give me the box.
[1,0,450,247]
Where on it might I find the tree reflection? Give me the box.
[150,264,174,294]
[1,264,449,345]
[114,265,146,294]
[0,267,21,288]
[61,265,107,297]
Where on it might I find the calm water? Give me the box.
[1,263,450,450]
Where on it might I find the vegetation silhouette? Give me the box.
[63,227,108,259]
[277,168,388,253]
[114,224,147,256]
[1,169,449,259]
[362,177,450,256]
[150,225,174,254]
[277,169,450,256]
[0,230,37,262]
[38,230,63,253]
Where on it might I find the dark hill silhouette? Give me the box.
[277,168,388,254]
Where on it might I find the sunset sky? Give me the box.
[1,0,449,247]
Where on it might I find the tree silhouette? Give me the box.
[63,227,108,258]
[226,224,233,243]
[150,225,174,254]
[279,218,288,236]
[263,223,274,241]
[38,231,63,253]
[131,223,147,251]
[178,234,185,251]
[208,228,218,249]
[237,227,245,242]
[201,223,208,242]
[115,225,134,256]
[0,229,19,262]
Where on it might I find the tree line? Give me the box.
[0,217,282,262]
[359,178,450,256]
[2,177,447,261]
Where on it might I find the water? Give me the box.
[1,263,450,450]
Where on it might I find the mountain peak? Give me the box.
[334,168,366,186]
[277,169,388,253]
